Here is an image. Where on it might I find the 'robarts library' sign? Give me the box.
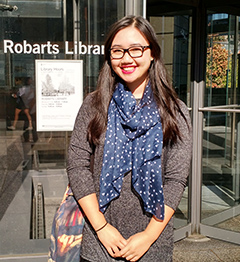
[3,40,105,55]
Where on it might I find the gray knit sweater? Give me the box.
[67,92,192,262]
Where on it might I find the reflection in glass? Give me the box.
[202,13,240,233]
[149,14,192,229]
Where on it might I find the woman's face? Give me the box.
[110,26,153,98]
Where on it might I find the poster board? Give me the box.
[36,59,83,131]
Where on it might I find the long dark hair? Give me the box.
[87,15,185,147]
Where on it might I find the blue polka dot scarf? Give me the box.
[99,82,164,220]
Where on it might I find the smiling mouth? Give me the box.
[121,66,136,74]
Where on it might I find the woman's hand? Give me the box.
[119,231,153,261]
[97,223,127,258]
[120,205,175,261]
[78,194,127,257]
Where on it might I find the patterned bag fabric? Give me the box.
[48,185,85,262]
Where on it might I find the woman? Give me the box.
[67,15,192,262]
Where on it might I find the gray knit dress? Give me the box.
[67,92,192,262]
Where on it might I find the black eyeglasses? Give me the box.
[110,45,151,59]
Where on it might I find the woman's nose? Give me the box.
[121,51,133,62]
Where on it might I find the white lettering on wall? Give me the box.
[65,41,73,54]
[3,40,60,54]
[4,39,14,53]
[3,40,105,55]
[65,41,104,55]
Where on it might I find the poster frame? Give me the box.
[35,59,83,132]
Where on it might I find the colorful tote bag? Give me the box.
[48,185,85,262]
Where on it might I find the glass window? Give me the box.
[149,15,192,106]
[202,13,240,233]
[0,0,124,256]
[148,13,192,229]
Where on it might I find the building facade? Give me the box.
[0,0,240,259]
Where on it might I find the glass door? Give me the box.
[200,13,240,244]
[147,1,193,240]
[0,1,69,256]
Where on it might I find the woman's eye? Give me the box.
[112,49,123,53]
[130,47,142,52]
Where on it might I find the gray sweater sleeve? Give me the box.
[162,100,192,211]
[67,93,96,201]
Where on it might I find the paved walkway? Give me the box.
[174,237,240,262]
[0,237,240,261]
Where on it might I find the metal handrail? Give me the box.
[199,104,240,113]
[199,104,240,170]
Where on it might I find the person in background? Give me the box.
[67,15,192,262]
[8,77,33,131]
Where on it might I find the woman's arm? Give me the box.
[78,193,127,258]
[145,205,174,242]
[67,94,127,257]
[78,193,106,231]
[119,205,174,262]
[67,95,96,201]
